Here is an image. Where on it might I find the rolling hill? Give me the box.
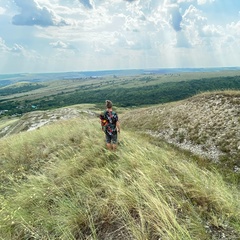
[0,91,240,239]
[1,69,240,117]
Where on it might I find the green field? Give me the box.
[0,70,240,116]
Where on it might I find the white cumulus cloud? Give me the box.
[0,0,239,73]
[12,0,69,27]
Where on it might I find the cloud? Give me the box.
[0,37,29,56]
[197,0,215,5]
[0,37,9,52]
[50,40,77,51]
[79,0,94,9]
[163,1,183,32]
[50,41,69,49]
[1,0,239,73]
[227,21,240,36]
[10,44,25,54]
[169,6,182,31]
[164,0,216,33]
[202,25,222,37]
[12,0,69,27]
[0,6,6,15]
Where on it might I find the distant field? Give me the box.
[0,70,240,116]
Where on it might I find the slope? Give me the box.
[0,114,240,239]
[0,104,98,138]
[121,91,240,180]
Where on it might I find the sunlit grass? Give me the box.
[121,91,240,181]
[0,116,240,239]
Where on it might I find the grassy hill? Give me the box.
[0,96,240,239]
[121,91,240,183]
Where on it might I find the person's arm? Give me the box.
[116,121,120,133]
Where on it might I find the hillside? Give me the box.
[0,104,98,138]
[0,98,240,239]
[121,91,240,177]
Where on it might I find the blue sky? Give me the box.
[0,0,239,73]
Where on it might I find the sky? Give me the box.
[0,0,239,73]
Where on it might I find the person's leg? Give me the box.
[106,133,112,150]
[112,144,117,151]
[107,143,112,150]
[111,133,118,151]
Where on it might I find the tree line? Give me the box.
[0,84,45,96]
[0,75,240,116]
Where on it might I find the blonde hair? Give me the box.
[105,100,113,109]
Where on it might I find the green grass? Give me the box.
[0,116,240,239]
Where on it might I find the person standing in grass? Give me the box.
[100,100,120,151]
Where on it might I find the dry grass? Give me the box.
[0,112,240,239]
[121,91,240,166]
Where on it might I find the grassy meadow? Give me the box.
[1,115,240,239]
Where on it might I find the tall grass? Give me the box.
[0,116,240,239]
[121,91,240,185]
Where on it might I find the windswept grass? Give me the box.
[0,116,240,239]
[121,91,240,183]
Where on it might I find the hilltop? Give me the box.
[0,91,240,239]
